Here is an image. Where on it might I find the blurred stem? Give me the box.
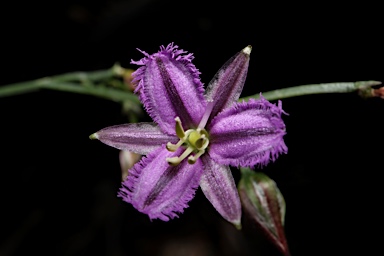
[239,80,382,101]
[0,63,140,104]
[40,81,139,103]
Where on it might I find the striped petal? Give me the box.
[90,123,176,155]
[200,155,242,227]
[205,45,251,124]
[208,98,287,167]
[119,146,203,221]
[131,43,206,134]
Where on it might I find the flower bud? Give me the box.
[238,168,290,256]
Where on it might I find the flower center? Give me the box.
[166,117,209,165]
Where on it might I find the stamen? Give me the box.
[194,138,204,149]
[166,147,194,166]
[166,140,184,152]
[188,150,206,164]
[175,117,185,139]
[197,135,209,151]
[194,134,207,149]
[166,129,193,152]
[166,116,210,165]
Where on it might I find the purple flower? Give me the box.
[90,43,287,226]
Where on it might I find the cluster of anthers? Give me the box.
[166,117,209,165]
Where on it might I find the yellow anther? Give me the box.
[187,157,196,164]
[166,140,184,152]
[175,117,185,139]
[166,156,182,166]
[166,117,210,166]
[166,147,194,166]
[187,150,206,164]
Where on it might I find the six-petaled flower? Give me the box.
[90,43,287,226]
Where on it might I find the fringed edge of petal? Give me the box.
[118,153,147,204]
[238,138,288,168]
[209,95,288,168]
[130,43,205,100]
[118,146,203,221]
[209,136,287,168]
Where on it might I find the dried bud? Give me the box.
[357,81,383,99]
[372,87,384,99]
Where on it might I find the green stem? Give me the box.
[42,81,139,103]
[0,64,140,104]
[239,81,382,101]
[44,68,115,83]
[0,81,41,97]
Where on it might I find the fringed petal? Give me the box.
[90,123,176,155]
[131,43,206,134]
[119,146,203,221]
[205,46,251,124]
[200,155,242,227]
[208,97,287,167]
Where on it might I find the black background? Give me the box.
[1,1,383,255]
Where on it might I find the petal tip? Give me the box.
[89,133,99,140]
[242,45,252,55]
[233,221,242,230]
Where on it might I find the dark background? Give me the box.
[1,1,383,255]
